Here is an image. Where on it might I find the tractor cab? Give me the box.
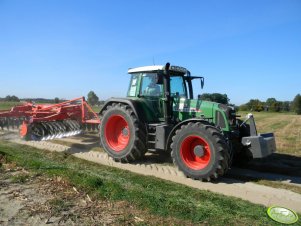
[127,65,206,123]
[127,65,203,99]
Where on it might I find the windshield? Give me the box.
[140,73,163,97]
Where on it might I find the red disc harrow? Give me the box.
[0,97,100,141]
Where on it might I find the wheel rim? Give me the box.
[180,135,211,170]
[105,115,130,152]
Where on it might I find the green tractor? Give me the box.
[99,63,276,181]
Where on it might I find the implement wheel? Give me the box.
[171,122,230,181]
[100,103,146,162]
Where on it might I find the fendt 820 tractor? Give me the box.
[99,63,276,181]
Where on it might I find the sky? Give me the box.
[0,0,300,105]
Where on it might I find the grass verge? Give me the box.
[0,141,299,226]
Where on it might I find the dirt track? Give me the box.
[1,130,301,212]
[0,161,184,226]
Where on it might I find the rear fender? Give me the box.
[99,98,146,122]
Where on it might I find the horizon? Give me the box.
[0,93,295,106]
[0,0,300,105]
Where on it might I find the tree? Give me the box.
[200,93,229,104]
[265,98,281,112]
[87,91,99,106]
[281,101,291,112]
[292,94,301,115]
[246,99,264,112]
[54,97,60,103]
[238,104,249,111]
[5,95,19,102]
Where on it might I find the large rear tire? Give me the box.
[171,122,230,181]
[100,103,146,162]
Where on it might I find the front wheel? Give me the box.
[171,122,230,181]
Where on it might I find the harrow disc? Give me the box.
[23,120,83,141]
[30,123,45,141]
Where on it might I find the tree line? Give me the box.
[2,92,301,115]
[0,91,102,106]
[192,93,301,115]
[0,95,20,102]
[239,95,301,114]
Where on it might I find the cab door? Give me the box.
[139,73,164,122]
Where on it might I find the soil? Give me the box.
[0,161,192,226]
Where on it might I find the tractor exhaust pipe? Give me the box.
[163,62,172,124]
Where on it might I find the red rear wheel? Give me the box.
[105,115,130,152]
[180,135,211,170]
[100,103,146,162]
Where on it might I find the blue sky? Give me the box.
[0,0,300,105]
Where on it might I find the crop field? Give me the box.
[239,111,301,156]
[0,101,22,110]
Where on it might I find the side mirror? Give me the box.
[201,77,204,89]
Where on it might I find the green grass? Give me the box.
[0,101,22,110]
[0,141,299,226]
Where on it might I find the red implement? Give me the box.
[0,97,100,140]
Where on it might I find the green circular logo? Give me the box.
[267,206,299,224]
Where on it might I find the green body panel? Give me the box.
[127,96,230,131]
[172,98,230,131]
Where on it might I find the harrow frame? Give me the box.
[0,97,100,140]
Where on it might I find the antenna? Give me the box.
[152,57,155,65]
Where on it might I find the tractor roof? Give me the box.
[128,65,188,74]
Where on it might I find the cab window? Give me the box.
[140,73,163,97]
[127,74,139,97]
[170,76,187,98]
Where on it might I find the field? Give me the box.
[239,111,301,156]
[0,141,293,226]
[0,101,23,110]
[1,102,301,225]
